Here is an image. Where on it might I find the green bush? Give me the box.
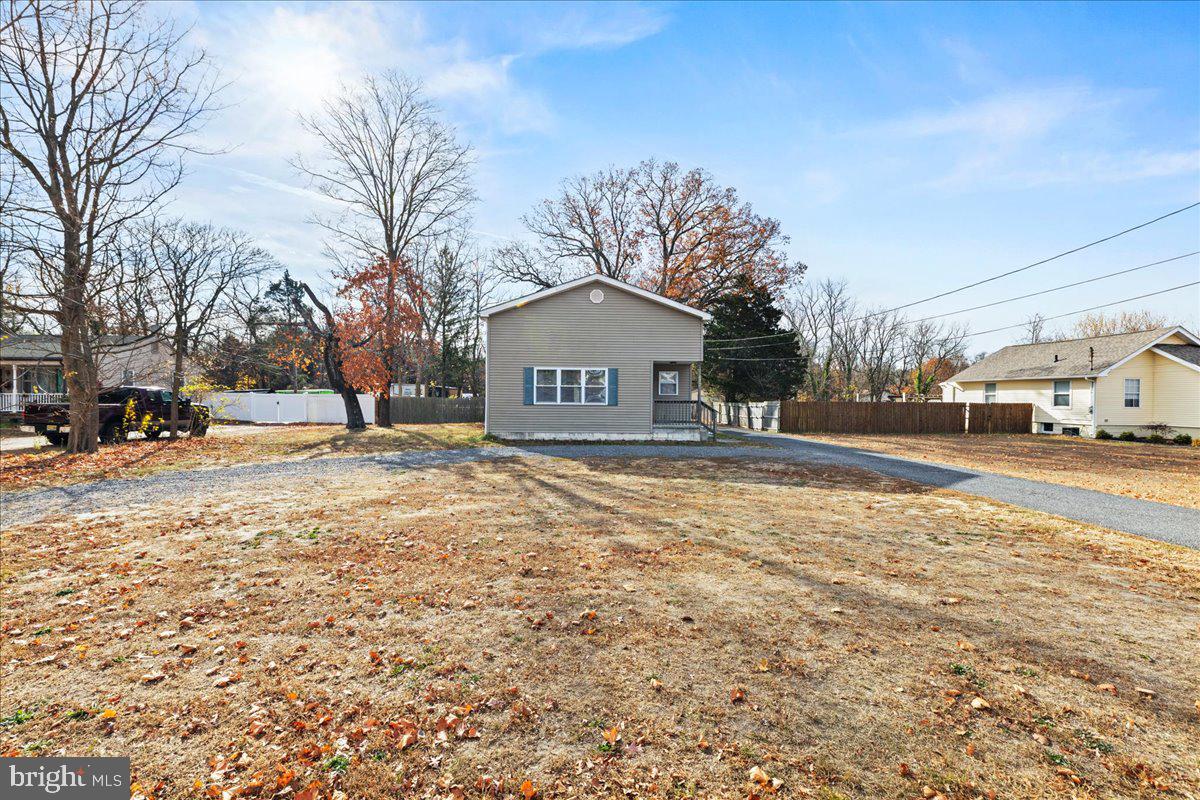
[1147,434,1166,444]
[1095,429,1113,440]
[1173,433,1192,446]
[1117,431,1137,441]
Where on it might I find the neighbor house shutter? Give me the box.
[607,368,618,406]
[523,368,534,405]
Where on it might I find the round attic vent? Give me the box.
[589,288,605,304]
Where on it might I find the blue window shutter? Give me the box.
[523,368,534,405]
[607,368,618,406]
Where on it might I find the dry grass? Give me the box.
[2,455,1197,799]
[0,423,492,492]
[796,433,1200,509]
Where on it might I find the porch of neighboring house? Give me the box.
[1,361,67,417]
[651,361,716,440]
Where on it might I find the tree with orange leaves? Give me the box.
[335,256,428,426]
[494,159,805,307]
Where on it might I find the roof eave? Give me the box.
[480,273,712,321]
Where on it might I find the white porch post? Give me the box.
[10,363,16,394]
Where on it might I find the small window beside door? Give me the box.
[1052,380,1071,407]
[983,382,997,403]
[658,370,679,396]
[1124,378,1140,408]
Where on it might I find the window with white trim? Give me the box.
[535,367,608,404]
[1052,379,1071,407]
[984,382,997,403]
[658,370,679,396]
[1124,378,1140,408]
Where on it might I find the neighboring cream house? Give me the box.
[480,274,715,440]
[942,326,1200,437]
[1,332,186,415]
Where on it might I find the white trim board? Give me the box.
[1150,346,1200,373]
[480,274,712,321]
[1096,326,1200,376]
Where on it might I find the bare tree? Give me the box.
[902,319,969,399]
[295,71,474,425]
[494,165,641,288]
[783,279,856,400]
[858,309,906,401]
[1021,313,1048,344]
[268,272,365,431]
[0,0,217,452]
[143,220,271,437]
[1071,310,1171,338]
[495,159,805,308]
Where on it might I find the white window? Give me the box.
[984,382,997,403]
[658,370,679,396]
[401,385,416,397]
[1124,378,1140,408]
[1052,379,1071,407]
[535,368,607,405]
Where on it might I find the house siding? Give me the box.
[485,283,703,437]
[1094,350,1199,436]
[946,379,1091,432]
[653,363,693,400]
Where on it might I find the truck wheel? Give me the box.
[190,421,208,437]
[144,427,163,439]
[44,431,67,447]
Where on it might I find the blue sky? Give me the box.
[169,1,1200,353]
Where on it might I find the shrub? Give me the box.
[1173,433,1192,446]
[1147,434,1166,444]
[1095,429,1113,440]
[1118,431,1137,442]
[1140,421,1176,438]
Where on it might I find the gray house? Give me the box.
[480,274,715,440]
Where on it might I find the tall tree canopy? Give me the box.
[702,279,807,402]
[495,159,805,308]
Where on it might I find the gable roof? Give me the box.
[1,334,61,362]
[479,274,712,321]
[1153,344,1200,371]
[945,326,1200,383]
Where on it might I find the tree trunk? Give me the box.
[375,394,392,427]
[60,230,99,454]
[168,331,186,438]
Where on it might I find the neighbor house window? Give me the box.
[1053,380,1071,407]
[1124,378,1140,408]
[984,382,997,403]
[658,370,679,396]
[535,368,607,404]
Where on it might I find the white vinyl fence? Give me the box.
[206,392,376,425]
[712,400,780,432]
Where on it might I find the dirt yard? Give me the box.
[0,423,492,491]
[2,454,1197,799]
[796,433,1200,509]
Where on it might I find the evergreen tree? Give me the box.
[702,279,806,402]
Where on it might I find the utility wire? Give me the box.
[705,280,1200,360]
[966,280,1199,337]
[706,201,1200,344]
[706,251,1199,351]
[850,201,1200,322]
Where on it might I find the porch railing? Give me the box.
[0,392,67,415]
[653,399,717,437]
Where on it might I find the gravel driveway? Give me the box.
[4,434,1197,549]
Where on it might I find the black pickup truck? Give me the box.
[23,385,210,446]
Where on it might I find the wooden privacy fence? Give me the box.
[389,396,484,424]
[774,401,1033,435]
[965,402,1032,434]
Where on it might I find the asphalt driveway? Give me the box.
[723,428,1200,549]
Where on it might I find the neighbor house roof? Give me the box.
[479,274,712,321]
[944,326,1200,383]
[0,334,61,362]
[1153,344,1200,370]
[1,332,172,363]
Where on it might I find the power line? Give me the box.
[705,280,1200,358]
[706,250,1199,351]
[706,330,799,344]
[850,201,1200,322]
[966,280,1199,338]
[906,251,1198,324]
